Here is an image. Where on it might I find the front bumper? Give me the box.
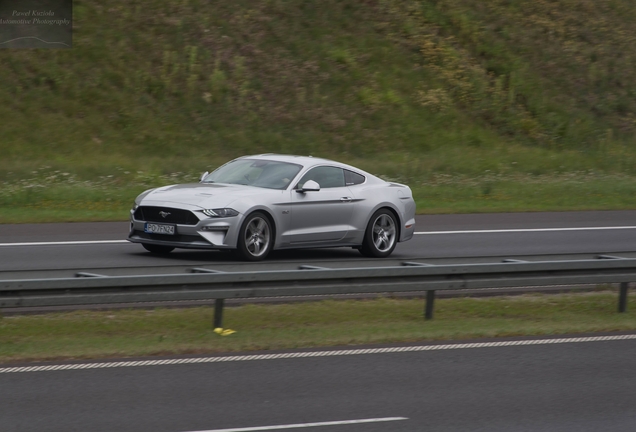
[127,210,241,250]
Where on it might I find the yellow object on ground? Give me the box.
[214,328,237,336]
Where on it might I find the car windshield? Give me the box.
[202,159,302,190]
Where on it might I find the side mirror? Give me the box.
[297,180,320,193]
[200,171,209,182]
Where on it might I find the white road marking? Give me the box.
[1,226,636,247]
[0,240,128,247]
[415,226,636,235]
[183,417,408,432]
[1,334,634,374]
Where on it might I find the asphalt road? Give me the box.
[1,335,635,432]
[1,210,636,277]
[2,212,636,431]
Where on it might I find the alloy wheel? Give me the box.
[372,214,396,252]
[244,216,271,258]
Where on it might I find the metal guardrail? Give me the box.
[0,255,633,327]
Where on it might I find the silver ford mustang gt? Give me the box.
[128,154,416,260]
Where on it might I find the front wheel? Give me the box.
[360,209,398,258]
[142,243,175,254]
[236,212,274,261]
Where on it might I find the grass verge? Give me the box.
[2,173,636,223]
[1,292,635,363]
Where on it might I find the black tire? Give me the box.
[142,243,175,254]
[236,212,274,261]
[360,209,398,258]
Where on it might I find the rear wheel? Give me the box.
[360,209,398,258]
[142,243,175,254]
[236,212,273,261]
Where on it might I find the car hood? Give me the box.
[140,183,276,208]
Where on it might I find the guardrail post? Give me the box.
[618,283,629,313]
[425,290,435,320]
[214,299,225,328]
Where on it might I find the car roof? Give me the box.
[239,154,370,175]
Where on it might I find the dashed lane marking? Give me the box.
[415,226,636,235]
[1,334,635,374]
[182,417,408,432]
[0,240,128,247]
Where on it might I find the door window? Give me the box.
[297,166,345,189]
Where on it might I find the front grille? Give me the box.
[134,206,199,225]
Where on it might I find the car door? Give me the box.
[288,166,354,244]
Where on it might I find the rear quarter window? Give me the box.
[345,170,366,186]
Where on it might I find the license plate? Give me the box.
[144,223,175,235]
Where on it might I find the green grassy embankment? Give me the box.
[2,0,636,222]
[1,292,635,363]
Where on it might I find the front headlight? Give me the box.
[202,208,239,218]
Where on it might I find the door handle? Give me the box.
[340,197,352,203]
